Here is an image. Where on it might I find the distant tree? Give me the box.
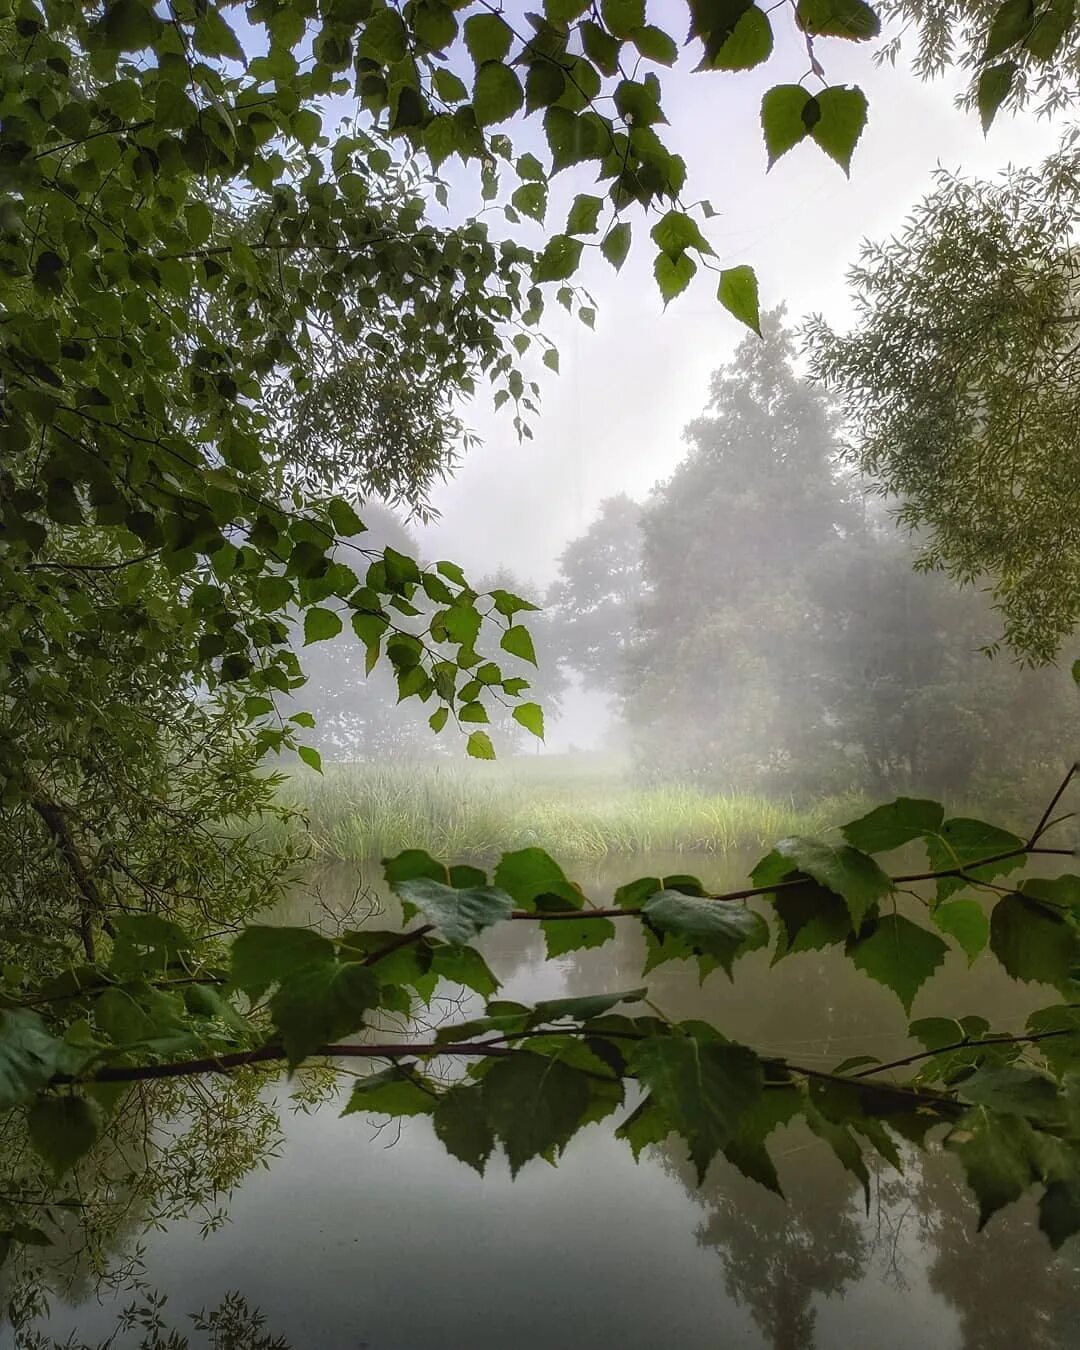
[546,495,643,695]
[628,313,858,788]
[807,524,1078,805]
[570,314,1079,800]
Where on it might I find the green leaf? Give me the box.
[946,1111,1038,1228]
[429,945,500,999]
[290,108,322,149]
[432,66,469,102]
[642,891,766,974]
[806,1108,870,1204]
[0,1010,72,1109]
[391,878,514,944]
[959,1065,1061,1122]
[341,1064,437,1118]
[932,899,990,964]
[527,60,568,113]
[535,235,583,283]
[616,1094,673,1160]
[298,745,322,773]
[464,13,513,64]
[101,0,162,50]
[601,0,645,37]
[229,926,335,998]
[1026,0,1074,59]
[433,1083,495,1172]
[384,849,446,888]
[990,894,1079,987]
[760,84,813,166]
[602,222,632,271]
[654,251,695,303]
[580,18,622,73]
[651,210,712,257]
[358,6,407,62]
[977,61,1017,131]
[271,961,380,1068]
[304,607,343,644]
[756,836,892,927]
[632,24,678,63]
[1039,1178,1080,1249]
[614,876,663,908]
[848,914,948,1012]
[717,265,761,336]
[500,625,537,665]
[545,106,607,172]
[630,1032,763,1182]
[925,817,1025,898]
[493,848,581,909]
[704,6,774,69]
[328,498,366,537]
[541,916,616,957]
[481,1050,591,1175]
[984,0,1035,58]
[842,797,945,853]
[796,0,880,38]
[466,730,496,760]
[28,1095,101,1177]
[567,193,604,235]
[512,180,547,222]
[772,885,858,961]
[413,1,458,50]
[529,989,647,1024]
[1022,874,1080,911]
[513,702,545,739]
[473,61,524,125]
[809,86,868,175]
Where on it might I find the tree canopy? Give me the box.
[807,148,1080,664]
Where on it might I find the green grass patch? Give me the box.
[266,756,867,864]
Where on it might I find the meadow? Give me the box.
[267,754,867,864]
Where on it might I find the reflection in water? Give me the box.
[17,1292,293,1350]
[19,856,1080,1350]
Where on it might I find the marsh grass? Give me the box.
[266,756,866,864]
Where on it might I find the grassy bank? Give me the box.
[268,756,866,863]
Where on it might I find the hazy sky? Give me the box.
[412,12,1062,589]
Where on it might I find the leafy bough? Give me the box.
[4,769,1080,1254]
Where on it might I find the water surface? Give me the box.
[27,853,1080,1350]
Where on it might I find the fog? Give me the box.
[411,41,1060,587]
[287,31,1074,784]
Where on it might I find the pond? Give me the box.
[23,852,1080,1350]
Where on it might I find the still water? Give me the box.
[24,853,1080,1350]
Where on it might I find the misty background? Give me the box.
[288,44,1072,777]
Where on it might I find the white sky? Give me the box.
[412,6,1063,587]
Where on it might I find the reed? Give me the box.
[264,757,866,864]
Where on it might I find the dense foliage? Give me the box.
[807,147,1080,664]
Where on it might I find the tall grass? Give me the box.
[266,758,866,864]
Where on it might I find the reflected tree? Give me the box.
[16,1290,293,1350]
[911,1154,1080,1350]
[657,1132,868,1350]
